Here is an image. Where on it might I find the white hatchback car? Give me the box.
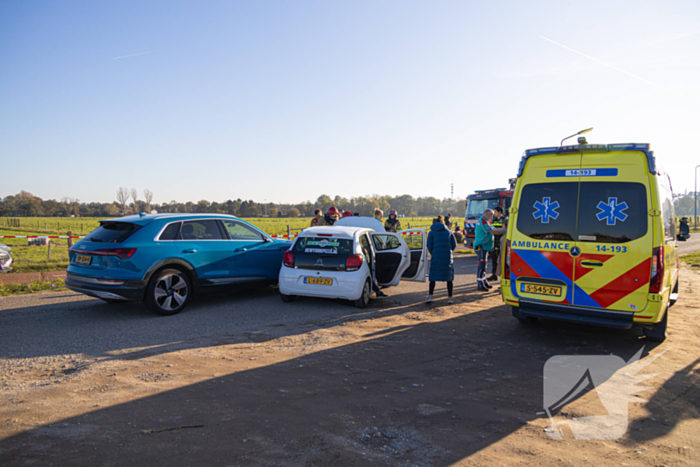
[278,223,428,308]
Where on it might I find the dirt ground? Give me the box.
[1,265,699,466]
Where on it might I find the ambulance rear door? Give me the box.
[509,152,582,304]
[570,151,653,313]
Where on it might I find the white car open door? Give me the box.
[370,231,411,287]
[398,229,428,282]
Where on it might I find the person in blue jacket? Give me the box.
[426,216,457,304]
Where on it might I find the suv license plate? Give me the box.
[521,283,561,296]
[76,255,92,265]
[304,277,332,286]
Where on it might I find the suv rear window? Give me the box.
[577,182,647,243]
[85,222,141,243]
[517,182,578,241]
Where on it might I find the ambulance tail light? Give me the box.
[503,239,511,280]
[649,246,664,293]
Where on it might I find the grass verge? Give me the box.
[681,251,700,269]
[0,279,67,297]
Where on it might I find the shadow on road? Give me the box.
[0,298,669,466]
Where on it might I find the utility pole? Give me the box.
[451,183,454,199]
[696,166,700,230]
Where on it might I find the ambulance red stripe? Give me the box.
[574,253,614,280]
[589,258,652,308]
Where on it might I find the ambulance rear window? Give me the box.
[577,182,647,243]
[517,182,578,241]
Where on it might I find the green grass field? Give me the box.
[2,216,437,236]
[0,229,70,273]
[0,216,440,274]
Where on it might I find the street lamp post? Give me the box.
[696,166,700,231]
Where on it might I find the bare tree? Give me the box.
[143,189,153,213]
[116,188,129,215]
[130,188,139,213]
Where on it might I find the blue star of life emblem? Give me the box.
[533,197,560,224]
[596,197,628,225]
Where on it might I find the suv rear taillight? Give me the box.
[91,248,137,260]
[283,251,295,268]
[649,246,664,293]
[503,239,511,280]
[346,254,363,271]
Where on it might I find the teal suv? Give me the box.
[66,214,290,315]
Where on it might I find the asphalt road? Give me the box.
[677,233,700,256]
[0,255,479,361]
[1,233,698,361]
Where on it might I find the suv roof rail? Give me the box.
[516,143,655,177]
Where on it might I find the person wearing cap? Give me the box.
[384,209,402,232]
[317,206,341,226]
[342,210,354,218]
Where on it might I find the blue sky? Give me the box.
[1,0,699,205]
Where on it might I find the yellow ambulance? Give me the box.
[501,141,680,341]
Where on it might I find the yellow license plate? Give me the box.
[304,277,332,286]
[521,283,561,296]
[76,255,92,265]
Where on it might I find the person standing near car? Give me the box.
[426,216,457,304]
[317,206,341,226]
[445,213,453,230]
[374,209,384,226]
[310,209,323,227]
[384,209,401,232]
[486,206,505,283]
[474,208,505,291]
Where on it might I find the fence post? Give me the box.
[47,240,52,260]
[287,225,291,238]
[67,231,74,248]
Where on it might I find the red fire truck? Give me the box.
[462,187,513,247]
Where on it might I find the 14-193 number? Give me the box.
[596,245,627,253]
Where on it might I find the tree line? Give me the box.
[0,190,467,218]
[673,192,700,216]
[4,189,699,219]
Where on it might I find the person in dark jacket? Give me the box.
[426,216,457,304]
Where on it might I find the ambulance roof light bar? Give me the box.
[560,127,593,146]
[517,142,656,177]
